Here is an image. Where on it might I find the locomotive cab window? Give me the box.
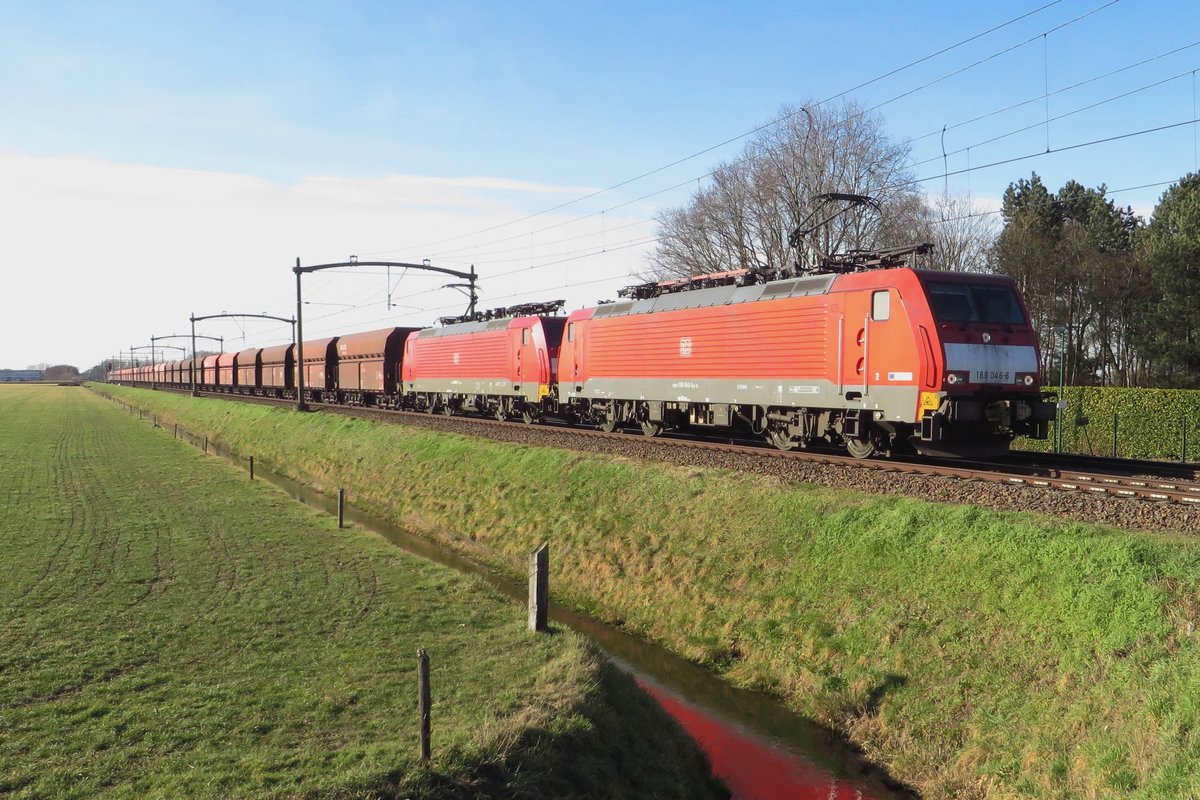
[567,322,574,342]
[522,328,530,346]
[925,281,1027,326]
[871,291,890,321]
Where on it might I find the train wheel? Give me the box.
[639,420,663,437]
[599,417,618,433]
[845,437,876,459]
[766,428,795,451]
[521,407,538,425]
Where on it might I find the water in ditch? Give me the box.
[206,439,915,799]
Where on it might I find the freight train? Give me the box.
[110,248,1055,458]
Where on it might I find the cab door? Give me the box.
[513,326,525,389]
[840,292,870,398]
[839,289,896,402]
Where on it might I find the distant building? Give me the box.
[0,369,44,382]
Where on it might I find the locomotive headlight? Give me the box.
[944,370,969,387]
[1023,374,1035,386]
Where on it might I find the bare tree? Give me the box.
[649,101,926,278]
[922,194,1000,272]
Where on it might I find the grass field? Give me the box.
[0,386,724,799]
[96,384,1200,800]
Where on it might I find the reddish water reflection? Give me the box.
[637,673,890,800]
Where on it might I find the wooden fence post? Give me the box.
[417,649,431,762]
[249,456,255,480]
[337,488,345,528]
[204,436,208,454]
[528,543,549,632]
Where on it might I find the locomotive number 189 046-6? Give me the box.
[972,369,1012,383]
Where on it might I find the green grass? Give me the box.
[100,385,1200,799]
[0,386,724,799]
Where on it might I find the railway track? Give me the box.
[117,384,1200,512]
[927,457,1200,506]
[1004,448,1198,478]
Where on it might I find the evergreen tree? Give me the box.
[1136,173,1200,387]
[993,173,1147,386]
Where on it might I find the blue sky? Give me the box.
[1,0,1197,368]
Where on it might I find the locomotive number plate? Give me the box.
[973,369,1012,383]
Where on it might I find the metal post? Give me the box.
[468,263,477,316]
[150,340,156,391]
[417,649,431,762]
[190,315,198,397]
[295,259,307,412]
[337,488,345,528]
[528,543,549,632]
[1182,416,1189,463]
[1054,328,1066,453]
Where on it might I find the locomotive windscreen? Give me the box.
[924,281,1026,326]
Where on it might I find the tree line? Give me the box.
[650,100,1200,389]
[995,173,1200,389]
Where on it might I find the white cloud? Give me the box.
[0,150,653,370]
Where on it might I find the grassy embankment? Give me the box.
[0,385,724,800]
[100,385,1200,799]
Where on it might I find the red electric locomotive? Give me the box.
[401,301,567,422]
[558,254,1052,457]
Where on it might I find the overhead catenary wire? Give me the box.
[311,118,1195,332]
[909,67,1200,170]
[907,39,1200,144]
[302,3,1200,326]
[304,114,1195,320]
[822,0,1122,150]
[895,117,1200,192]
[308,105,1198,323]
[420,1,1130,264]
[357,0,1077,260]
[261,163,1189,345]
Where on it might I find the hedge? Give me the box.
[1018,386,1200,461]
